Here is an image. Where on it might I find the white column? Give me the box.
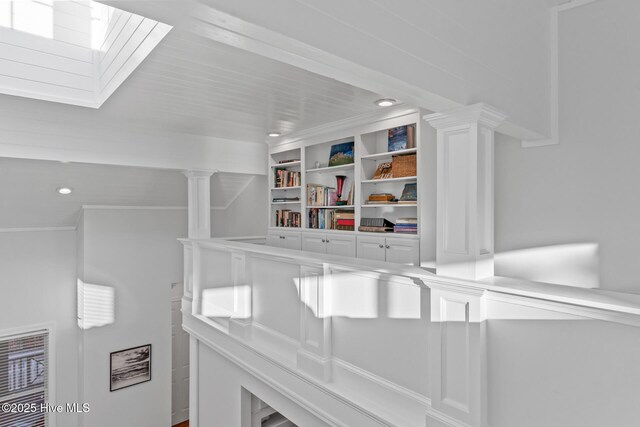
[296,265,332,382]
[189,336,199,427]
[183,170,214,239]
[424,104,506,280]
[426,284,486,427]
[228,253,253,340]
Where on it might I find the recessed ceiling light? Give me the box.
[268,132,281,137]
[375,98,397,107]
[57,187,73,195]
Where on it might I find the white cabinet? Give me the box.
[356,236,386,261]
[302,232,356,258]
[357,235,419,265]
[385,237,419,265]
[268,230,302,250]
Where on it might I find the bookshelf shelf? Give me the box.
[271,161,301,168]
[306,163,354,174]
[270,186,301,191]
[361,176,417,184]
[361,203,417,208]
[306,205,354,209]
[361,148,417,160]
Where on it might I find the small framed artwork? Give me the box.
[110,344,152,392]
[328,141,354,167]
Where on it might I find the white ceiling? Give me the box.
[0,157,255,229]
[0,27,387,144]
[0,5,392,228]
[100,29,386,141]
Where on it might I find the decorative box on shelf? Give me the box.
[392,153,416,178]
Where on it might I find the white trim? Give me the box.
[557,0,601,12]
[0,226,76,233]
[184,314,390,427]
[332,357,431,407]
[220,175,256,210]
[522,0,602,148]
[81,205,188,210]
[523,4,560,148]
[486,291,640,328]
[80,205,233,211]
[270,105,417,150]
[425,406,473,427]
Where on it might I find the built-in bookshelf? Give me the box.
[270,148,302,228]
[267,109,435,266]
[358,122,419,234]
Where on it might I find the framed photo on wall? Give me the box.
[110,344,152,392]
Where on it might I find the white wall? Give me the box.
[0,230,79,427]
[77,208,186,427]
[212,175,268,237]
[495,0,640,293]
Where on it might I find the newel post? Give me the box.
[183,170,214,239]
[424,104,506,281]
[183,170,213,427]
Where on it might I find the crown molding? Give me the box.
[557,0,601,12]
[0,226,76,233]
[269,105,418,149]
[424,103,507,130]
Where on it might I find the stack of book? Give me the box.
[359,217,394,233]
[278,159,300,164]
[275,169,301,188]
[275,210,301,228]
[366,193,397,204]
[272,196,300,203]
[394,218,417,234]
[307,184,337,206]
[334,210,355,231]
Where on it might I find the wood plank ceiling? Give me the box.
[97,29,385,142]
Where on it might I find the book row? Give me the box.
[308,209,355,231]
[275,209,301,228]
[274,169,301,188]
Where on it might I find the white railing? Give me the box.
[181,237,640,427]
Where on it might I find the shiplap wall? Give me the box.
[0,1,170,107]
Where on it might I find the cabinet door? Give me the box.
[385,237,420,265]
[267,232,283,248]
[356,236,386,262]
[302,233,327,254]
[326,234,356,258]
[282,231,302,251]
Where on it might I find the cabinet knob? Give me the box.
[379,244,384,248]
[280,236,285,239]
[321,239,325,243]
[385,245,390,249]
[326,240,330,243]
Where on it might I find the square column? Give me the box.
[424,104,506,280]
[183,170,214,239]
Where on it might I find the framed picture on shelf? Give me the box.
[110,344,152,392]
[328,141,354,166]
[388,125,416,152]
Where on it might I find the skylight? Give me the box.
[0,1,119,50]
[0,1,172,107]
